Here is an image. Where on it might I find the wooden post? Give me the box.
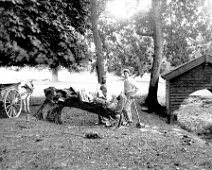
[166,80,173,124]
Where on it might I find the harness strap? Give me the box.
[20,86,33,96]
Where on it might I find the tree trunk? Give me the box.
[51,67,59,82]
[35,98,120,126]
[145,0,163,111]
[90,0,105,84]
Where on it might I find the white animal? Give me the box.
[18,80,34,113]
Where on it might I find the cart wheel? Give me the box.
[4,89,22,118]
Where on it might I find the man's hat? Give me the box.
[122,68,130,74]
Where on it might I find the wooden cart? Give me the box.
[0,82,22,118]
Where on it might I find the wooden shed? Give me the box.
[162,55,212,123]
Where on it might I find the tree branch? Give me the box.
[106,11,151,34]
[136,29,154,37]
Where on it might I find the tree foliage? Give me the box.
[95,10,152,76]
[104,27,153,76]
[1,0,212,76]
[0,0,90,70]
[162,0,212,67]
[96,0,212,75]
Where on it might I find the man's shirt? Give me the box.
[124,77,139,97]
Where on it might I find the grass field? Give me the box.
[0,67,166,98]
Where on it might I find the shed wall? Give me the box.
[168,63,212,114]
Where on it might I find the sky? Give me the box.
[106,0,151,19]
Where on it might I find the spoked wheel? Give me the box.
[4,89,22,118]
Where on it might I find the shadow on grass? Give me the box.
[137,94,168,119]
[0,101,8,119]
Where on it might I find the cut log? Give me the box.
[34,87,121,126]
[65,99,119,120]
[47,99,120,124]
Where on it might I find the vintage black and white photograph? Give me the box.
[1,0,212,169]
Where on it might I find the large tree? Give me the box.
[139,0,212,111]
[0,0,90,81]
[96,0,163,110]
[97,0,212,112]
[144,0,163,110]
[90,0,106,84]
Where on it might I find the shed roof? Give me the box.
[162,55,212,80]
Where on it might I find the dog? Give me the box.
[35,87,57,120]
[18,80,34,113]
[107,92,127,128]
[44,86,57,102]
[35,87,66,123]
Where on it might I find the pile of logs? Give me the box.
[34,87,120,126]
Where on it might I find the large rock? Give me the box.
[177,96,212,136]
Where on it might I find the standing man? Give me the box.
[123,69,139,125]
